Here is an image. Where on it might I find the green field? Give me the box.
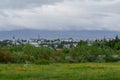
[0,63,120,80]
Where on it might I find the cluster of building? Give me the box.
[0,36,102,50]
[10,37,79,49]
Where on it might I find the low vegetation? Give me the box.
[0,36,120,64]
[0,63,120,80]
[0,36,120,79]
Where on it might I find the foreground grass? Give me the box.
[0,63,120,80]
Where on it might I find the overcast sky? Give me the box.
[0,0,120,31]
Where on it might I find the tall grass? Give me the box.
[0,63,120,80]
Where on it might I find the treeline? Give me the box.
[1,36,120,64]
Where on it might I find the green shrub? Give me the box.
[9,45,24,52]
[11,52,26,63]
[0,48,11,63]
[65,56,77,63]
[95,55,106,63]
[111,55,120,62]
[35,59,51,65]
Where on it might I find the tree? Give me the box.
[0,48,11,63]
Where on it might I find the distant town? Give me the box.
[0,36,99,50]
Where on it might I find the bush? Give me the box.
[111,55,120,62]
[95,55,106,63]
[65,56,76,63]
[9,45,24,52]
[11,52,27,63]
[0,48,11,63]
[35,59,51,65]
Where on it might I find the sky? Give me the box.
[0,0,120,31]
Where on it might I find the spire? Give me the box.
[12,36,16,45]
[38,34,40,40]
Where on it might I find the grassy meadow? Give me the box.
[0,63,120,80]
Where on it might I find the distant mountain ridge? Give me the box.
[0,29,120,40]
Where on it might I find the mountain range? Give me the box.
[0,29,120,40]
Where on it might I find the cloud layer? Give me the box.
[0,0,120,31]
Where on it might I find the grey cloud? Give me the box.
[0,0,120,31]
[0,0,64,9]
